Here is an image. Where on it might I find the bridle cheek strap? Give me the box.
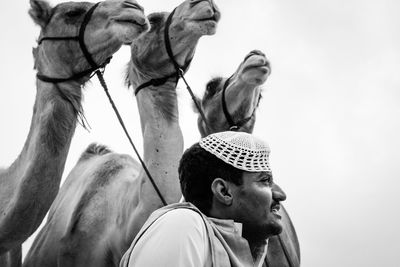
[132,8,211,134]
[221,77,256,131]
[36,2,112,83]
[134,73,179,95]
[134,8,192,96]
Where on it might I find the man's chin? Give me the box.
[244,223,283,241]
[265,220,283,237]
[270,224,283,236]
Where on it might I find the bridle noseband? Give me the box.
[36,2,111,83]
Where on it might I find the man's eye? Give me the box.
[261,177,272,185]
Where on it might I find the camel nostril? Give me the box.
[213,10,221,22]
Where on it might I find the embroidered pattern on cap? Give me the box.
[199,131,271,172]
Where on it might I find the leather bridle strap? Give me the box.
[163,9,188,72]
[134,73,178,95]
[221,76,256,131]
[134,8,184,95]
[78,3,100,69]
[164,9,212,132]
[221,76,236,128]
[36,2,112,83]
[134,8,212,133]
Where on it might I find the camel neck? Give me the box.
[135,82,179,127]
[8,81,81,182]
[28,81,81,156]
[0,80,81,249]
[115,81,182,253]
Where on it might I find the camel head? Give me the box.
[196,50,271,137]
[127,0,221,89]
[29,0,149,82]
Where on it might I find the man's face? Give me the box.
[230,171,286,241]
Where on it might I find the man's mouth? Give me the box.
[271,203,281,214]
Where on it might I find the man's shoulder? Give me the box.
[123,204,212,267]
[155,205,207,233]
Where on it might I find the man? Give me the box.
[120,131,286,267]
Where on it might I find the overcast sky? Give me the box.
[1,0,400,266]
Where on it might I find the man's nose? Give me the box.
[272,183,286,202]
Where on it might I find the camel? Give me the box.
[0,0,148,265]
[194,50,301,267]
[23,1,220,266]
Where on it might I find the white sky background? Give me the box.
[1,0,399,266]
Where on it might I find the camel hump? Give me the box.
[60,158,125,256]
[78,143,112,162]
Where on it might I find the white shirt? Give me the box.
[126,208,213,267]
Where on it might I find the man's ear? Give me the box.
[211,178,233,206]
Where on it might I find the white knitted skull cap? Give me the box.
[199,131,271,172]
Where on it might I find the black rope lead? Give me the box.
[177,69,212,133]
[96,70,167,206]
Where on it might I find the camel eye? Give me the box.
[65,8,85,18]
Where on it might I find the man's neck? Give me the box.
[208,207,268,263]
[249,239,268,262]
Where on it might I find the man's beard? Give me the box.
[242,221,283,243]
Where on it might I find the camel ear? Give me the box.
[29,0,52,28]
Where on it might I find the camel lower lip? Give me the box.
[244,65,269,73]
[259,66,270,73]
